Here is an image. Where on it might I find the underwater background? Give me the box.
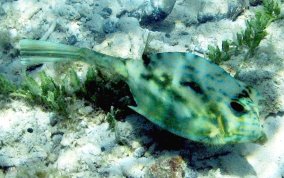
[0,0,284,177]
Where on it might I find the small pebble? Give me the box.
[103,20,117,34]
[250,0,261,6]
[78,106,94,115]
[79,120,88,128]
[49,116,59,127]
[101,147,106,152]
[180,31,189,35]
[100,7,112,19]
[52,134,63,145]
[86,14,104,33]
[133,147,145,158]
[27,128,33,133]
[67,35,77,45]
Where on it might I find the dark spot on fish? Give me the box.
[142,53,151,67]
[26,63,43,72]
[230,101,247,113]
[156,53,163,59]
[185,65,196,71]
[180,81,204,94]
[206,86,215,92]
[145,73,171,89]
[168,89,187,103]
[140,73,153,80]
[246,86,252,94]
[215,73,224,77]
[164,107,177,127]
[220,91,229,97]
[161,73,172,85]
[205,74,215,80]
[216,79,224,83]
[237,89,250,99]
[192,54,199,59]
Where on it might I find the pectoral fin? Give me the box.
[128,105,146,117]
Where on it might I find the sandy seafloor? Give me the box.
[0,0,284,177]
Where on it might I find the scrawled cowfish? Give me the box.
[19,39,267,144]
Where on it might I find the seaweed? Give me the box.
[208,0,281,64]
[0,69,85,117]
[0,30,12,52]
[0,65,132,121]
[18,72,71,117]
[106,106,118,131]
[0,74,16,95]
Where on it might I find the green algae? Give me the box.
[208,0,281,64]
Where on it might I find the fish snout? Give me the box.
[253,131,268,145]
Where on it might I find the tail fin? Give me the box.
[19,39,128,78]
[20,39,84,65]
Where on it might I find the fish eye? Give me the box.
[142,53,151,67]
[230,101,246,113]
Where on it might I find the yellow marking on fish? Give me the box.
[217,115,226,135]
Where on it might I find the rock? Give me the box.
[73,3,92,18]
[147,155,186,178]
[103,19,118,34]
[78,106,94,115]
[51,133,63,145]
[105,156,154,178]
[85,13,104,33]
[114,115,154,147]
[118,17,140,32]
[227,0,249,20]
[100,7,112,19]
[55,4,81,20]
[139,0,177,25]
[197,0,227,23]
[197,0,248,23]
[133,147,146,158]
[118,0,176,25]
[249,0,262,6]
[67,35,77,45]
[94,23,148,60]
[49,114,59,127]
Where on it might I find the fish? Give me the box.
[19,39,267,145]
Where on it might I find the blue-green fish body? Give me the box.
[20,40,267,144]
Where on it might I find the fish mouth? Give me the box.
[253,131,268,145]
[213,130,267,144]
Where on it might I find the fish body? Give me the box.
[20,40,266,144]
[126,53,266,144]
